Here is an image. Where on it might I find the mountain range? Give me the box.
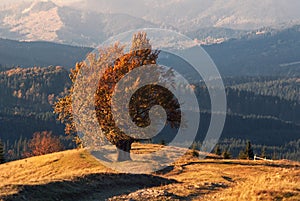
[1,0,300,46]
[0,0,299,165]
[0,38,91,68]
[1,24,299,77]
[0,1,156,46]
[68,0,300,31]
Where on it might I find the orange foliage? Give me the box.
[25,131,64,157]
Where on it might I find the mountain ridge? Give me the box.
[68,0,300,31]
[1,24,300,75]
[0,38,91,68]
[0,147,299,200]
[1,0,300,46]
[0,0,157,46]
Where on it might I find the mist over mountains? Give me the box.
[0,0,300,46]
[69,0,300,30]
[0,1,156,46]
[1,24,300,77]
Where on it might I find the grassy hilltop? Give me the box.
[0,143,299,201]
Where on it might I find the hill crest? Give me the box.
[0,144,299,200]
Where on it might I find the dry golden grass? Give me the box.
[0,143,299,201]
[166,159,300,201]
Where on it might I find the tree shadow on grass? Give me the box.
[1,173,177,201]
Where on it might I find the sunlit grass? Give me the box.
[0,143,299,200]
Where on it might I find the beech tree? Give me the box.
[54,32,181,161]
[54,62,84,148]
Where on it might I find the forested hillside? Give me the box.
[0,24,300,162]
[0,66,70,115]
[0,66,72,160]
[204,25,300,76]
[0,65,299,161]
[1,25,300,77]
[0,38,91,68]
[231,78,300,102]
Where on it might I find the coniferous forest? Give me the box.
[0,65,299,161]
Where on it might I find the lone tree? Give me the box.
[0,139,5,164]
[55,32,181,161]
[54,62,84,148]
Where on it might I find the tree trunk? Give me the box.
[116,139,134,161]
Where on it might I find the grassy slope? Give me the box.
[0,143,299,201]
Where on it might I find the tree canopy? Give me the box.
[54,32,181,161]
